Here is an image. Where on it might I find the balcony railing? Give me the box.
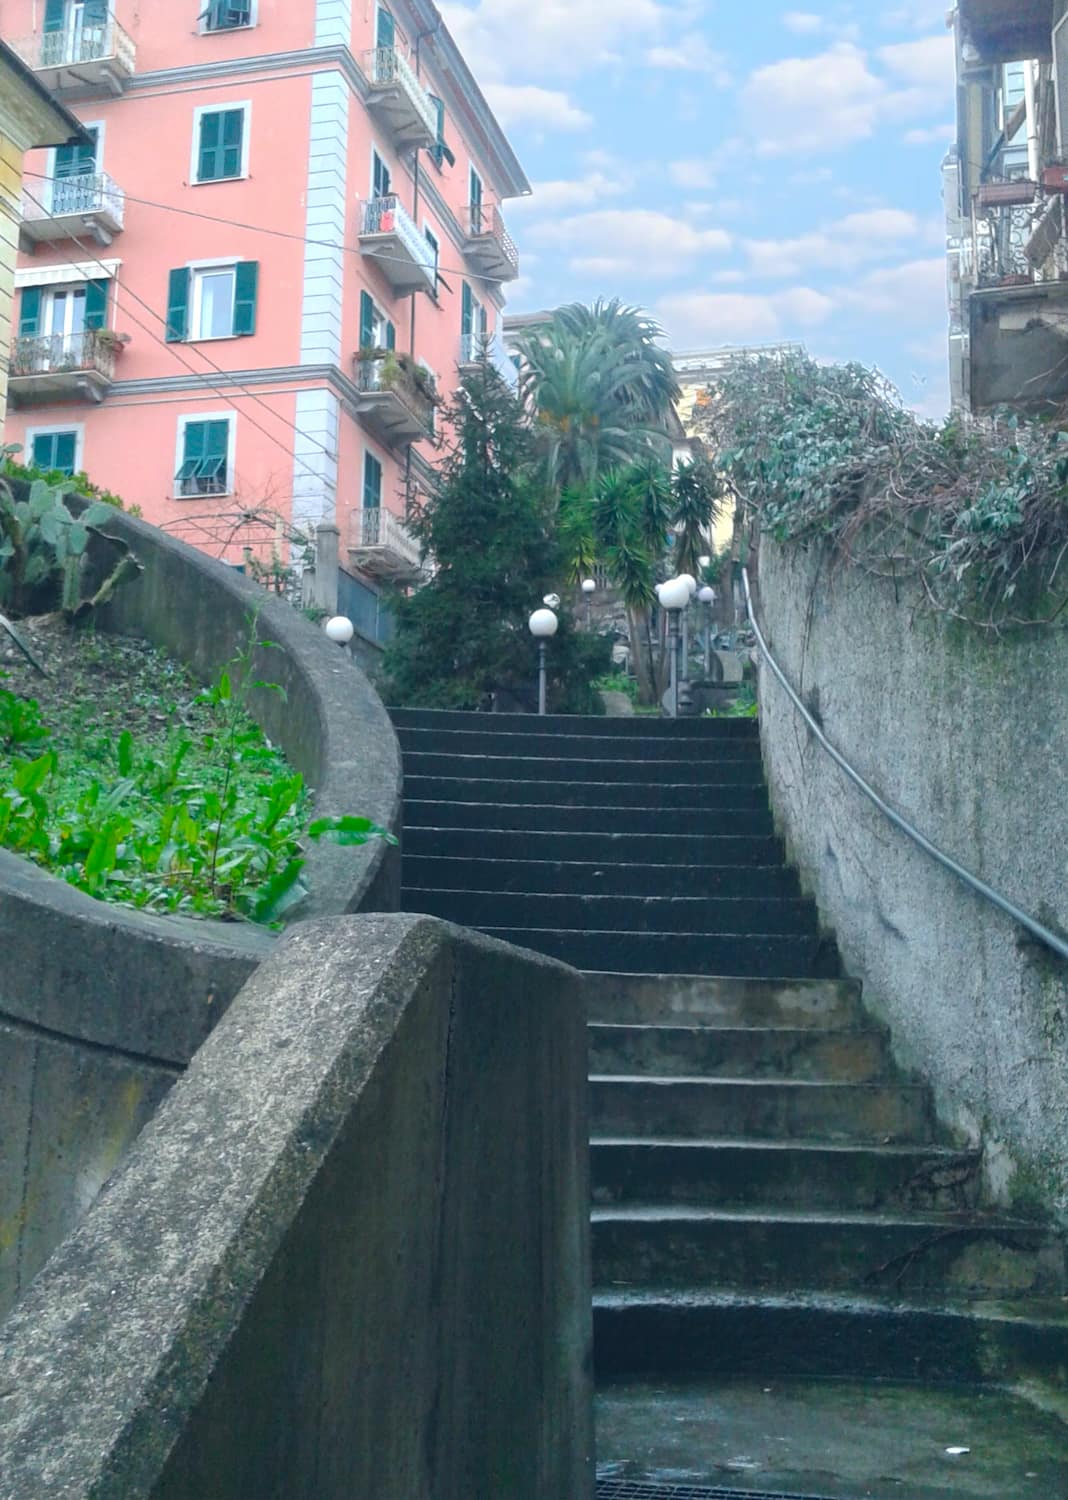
[974,191,1068,287]
[358,195,437,295]
[354,353,436,444]
[10,16,136,91]
[9,329,116,404]
[363,47,438,147]
[348,506,424,581]
[462,203,519,281]
[21,172,125,246]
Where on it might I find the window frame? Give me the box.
[363,449,383,510]
[26,423,84,477]
[199,0,257,34]
[173,411,236,499]
[190,101,251,185]
[423,222,440,293]
[189,260,238,341]
[370,144,392,201]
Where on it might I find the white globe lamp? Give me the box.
[324,615,354,646]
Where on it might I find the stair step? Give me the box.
[592,1287,1068,1383]
[592,1205,1066,1297]
[401,857,801,900]
[588,1023,887,1080]
[404,776,771,811]
[409,891,818,937]
[590,1076,932,1143]
[402,752,765,786]
[477,928,838,978]
[403,800,775,836]
[403,828,784,867]
[390,706,760,739]
[396,728,763,761]
[590,1138,981,1212]
[586,974,862,1029]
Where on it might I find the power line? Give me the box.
[22,169,515,289]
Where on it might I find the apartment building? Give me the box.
[3,0,526,614]
[948,0,1068,411]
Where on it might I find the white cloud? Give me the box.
[841,256,948,323]
[657,285,834,343]
[878,35,954,89]
[647,33,729,79]
[439,0,669,81]
[514,171,630,215]
[745,208,922,278]
[783,11,824,33]
[903,122,955,146]
[528,208,732,278]
[669,158,718,190]
[482,83,592,132]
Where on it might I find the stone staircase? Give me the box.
[391,707,1067,1408]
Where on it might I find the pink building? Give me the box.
[4,0,526,633]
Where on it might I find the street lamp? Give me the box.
[324,615,354,647]
[658,575,690,718]
[698,584,716,677]
[529,607,558,715]
[581,576,596,629]
[698,554,711,571]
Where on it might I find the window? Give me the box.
[372,148,391,200]
[18,279,109,363]
[375,5,395,48]
[201,0,253,30]
[1002,62,1029,176]
[175,417,232,496]
[359,289,394,352]
[29,429,80,476]
[426,94,454,169]
[166,261,258,341]
[469,166,484,232]
[424,226,439,290]
[363,451,383,509]
[193,104,249,183]
[460,280,486,360]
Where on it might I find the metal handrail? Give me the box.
[742,567,1068,963]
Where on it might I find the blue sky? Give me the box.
[440,0,956,417]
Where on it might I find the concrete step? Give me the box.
[590,1076,932,1143]
[390,706,760,740]
[401,857,801,901]
[404,776,771,812]
[592,1205,1066,1297]
[408,891,818,938]
[476,928,839,979]
[403,800,777,837]
[585,974,862,1030]
[588,1023,888,1081]
[402,827,784,867]
[590,1138,982,1212]
[593,1288,1068,1385]
[402,751,766,786]
[396,726,765,763]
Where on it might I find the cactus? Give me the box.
[0,476,119,618]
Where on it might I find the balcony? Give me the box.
[358,196,437,296]
[10,16,136,95]
[958,1,1052,65]
[21,172,125,249]
[462,204,519,282]
[9,329,116,406]
[973,187,1067,287]
[363,47,438,149]
[353,352,436,446]
[348,506,424,582]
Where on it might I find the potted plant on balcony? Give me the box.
[93,329,130,353]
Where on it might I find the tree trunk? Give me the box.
[627,603,658,705]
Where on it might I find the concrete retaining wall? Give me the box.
[1,499,403,1316]
[757,537,1068,1221]
[0,915,593,1499]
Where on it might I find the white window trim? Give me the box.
[190,100,252,185]
[25,423,85,475]
[198,0,258,35]
[174,411,236,500]
[188,261,238,342]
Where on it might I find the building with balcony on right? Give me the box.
[949,0,1068,411]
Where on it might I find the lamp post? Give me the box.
[677,572,697,683]
[528,607,558,715]
[658,575,691,718]
[581,577,596,629]
[324,615,354,648]
[698,585,715,677]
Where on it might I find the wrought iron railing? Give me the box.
[12,16,135,73]
[352,507,422,569]
[360,195,436,277]
[22,171,125,228]
[11,329,115,382]
[364,46,438,139]
[354,355,435,431]
[464,203,519,275]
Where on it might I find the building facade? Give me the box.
[3,0,526,617]
[948,0,1068,412]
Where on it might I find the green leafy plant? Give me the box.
[0,472,129,617]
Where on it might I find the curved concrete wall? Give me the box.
[1,498,403,1314]
[756,537,1068,1222]
[0,917,593,1500]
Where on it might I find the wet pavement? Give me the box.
[596,1377,1068,1499]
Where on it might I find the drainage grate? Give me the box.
[596,1482,843,1500]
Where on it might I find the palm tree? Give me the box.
[672,457,724,577]
[552,299,681,426]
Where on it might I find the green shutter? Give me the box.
[198,111,220,181]
[55,128,98,180]
[43,0,64,32]
[84,279,108,331]
[428,95,445,167]
[461,281,472,338]
[19,287,41,337]
[178,419,229,493]
[166,268,190,342]
[363,453,382,509]
[233,260,258,336]
[197,109,243,181]
[385,321,396,351]
[84,0,108,24]
[359,290,375,350]
[34,431,78,476]
[221,109,244,178]
[376,7,395,48]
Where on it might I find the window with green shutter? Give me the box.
[168,262,258,341]
[31,430,78,476]
[195,107,246,183]
[359,290,375,350]
[427,95,454,168]
[363,452,383,509]
[232,260,258,335]
[84,279,108,331]
[19,287,42,338]
[176,418,231,496]
[203,0,253,30]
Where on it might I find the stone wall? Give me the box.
[756,537,1068,1221]
[0,916,593,1499]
